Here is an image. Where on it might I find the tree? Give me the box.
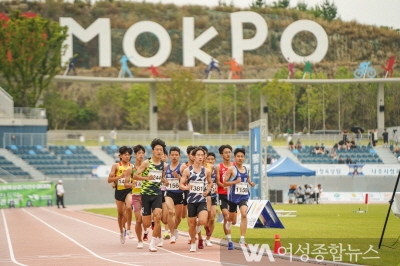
[158,69,205,132]
[272,0,290,9]
[313,0,337,21]
[296,0,308,11]
[0,12,68,107]
[250,0,265,8]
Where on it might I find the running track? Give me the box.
[0,205,319,266]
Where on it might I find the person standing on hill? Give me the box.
[382,129,389,148]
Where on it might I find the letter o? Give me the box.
[123,21,171,67]
[280,20,328,64]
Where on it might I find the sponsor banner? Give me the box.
[307,164,400,176]
[0,182,55,208]
[234,200,284,229]
[320,192,392,203]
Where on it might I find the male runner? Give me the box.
[224,148,255,246]
[179,147,212,252]
[204,152,217,247]
[215,144,236,250]
[164,146,187,244]
[107,146,134,244]
[133,139,169,252]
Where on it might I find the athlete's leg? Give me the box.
[181,204,187,219]
[164,197,176,237]
[124,194,132,231]
[152,208,162,239]
[115,200,125,234]
[188,216,197,244]
[206,204,216,241]
[174,203,183,228]
[239,204,249,239]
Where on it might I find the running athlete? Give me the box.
[159,149,168,246]
[164,146,187,244]
[133,139,169,252]
[179,147,212,252]
[130,145,146,248]
[204,152,217,247]
[224,148,255,246]
[107,146,135,244]
[182,145,197,221]
[215,144,236,250]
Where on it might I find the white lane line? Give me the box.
[1,209,27,266]
[40,207,245,266]
[21,208,140,266]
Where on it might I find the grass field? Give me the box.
[85,204,400,266]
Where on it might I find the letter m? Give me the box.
[59,18,111,67]
[241,243,275,263]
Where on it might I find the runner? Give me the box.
[133,138,169,252]
[107,146,134,244]
[160,149,169,247]
[224,147,255,246]
[179,147,212,252]
[215,144,236,250]
[130,145,146,248]
[164,146,187,244]
[182,146,197,221]
[204,152,217,247]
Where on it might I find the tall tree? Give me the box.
[313,0,337,21]
[0,13,68,107]
[272,0,290,9]
[158,69,205,132]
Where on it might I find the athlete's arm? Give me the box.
[247,169,255,187]
[179,168,190,191]
[123,167,134,188]
[133,160,153,181]
[215,165,224,188]
[162,162,169,186]
[223,166,241,187]
[203,168,212,197]
[107,163,119,183]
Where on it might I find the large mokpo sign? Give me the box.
[60,11,329,67]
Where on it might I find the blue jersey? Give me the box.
[209,166,217,198]
[227,166,250,204]
[186,166,207,204]
[165,163,183,193]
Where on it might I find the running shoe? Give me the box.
[205,226,211,237]
[190,243,196,252]
[120,234,125,244]
[143,232,148,241]
[163,231,171,240]
[149,244,157,252]
[170,236,176,244]
[228,241,234,250]
[205,240,213,247]
[157,238,164,247]
[137,242,144,249]
[198,239,204,249]
[225,222,232,230]
[239,240,248,247]
[127,230,134,239]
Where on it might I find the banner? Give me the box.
[0,182,55,208]
[250,126,261,199]
[320,192,392,203]
[307,164,400,176]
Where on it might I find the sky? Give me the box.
[134,0,400,29]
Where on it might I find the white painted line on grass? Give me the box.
[1,209,27,266]
[22,208,140,266]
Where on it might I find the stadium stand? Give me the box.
[0,155,30,178]
[6,145,105,176]
[295,145,383,164]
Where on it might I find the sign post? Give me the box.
[249,119,268,200]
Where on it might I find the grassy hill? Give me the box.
[1,0,399,78]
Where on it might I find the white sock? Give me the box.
[150,237,156,246]
[240,236,245,242]
[144,230,148,234]
[226,234,231,242]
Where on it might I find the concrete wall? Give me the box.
[0,86,13,118]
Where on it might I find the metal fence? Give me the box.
[1,132,378,148]
[13,107,46,119]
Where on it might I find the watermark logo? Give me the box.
[240,243,275,262]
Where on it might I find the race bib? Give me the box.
[117,177,128,185]
[235,182,248,195]
[135,181,142,188]
[149,170,162,183]
[190,181,204,194]
[211,183,217,194]
[167,178,180,190]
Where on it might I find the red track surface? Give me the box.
[0,206,310,266]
